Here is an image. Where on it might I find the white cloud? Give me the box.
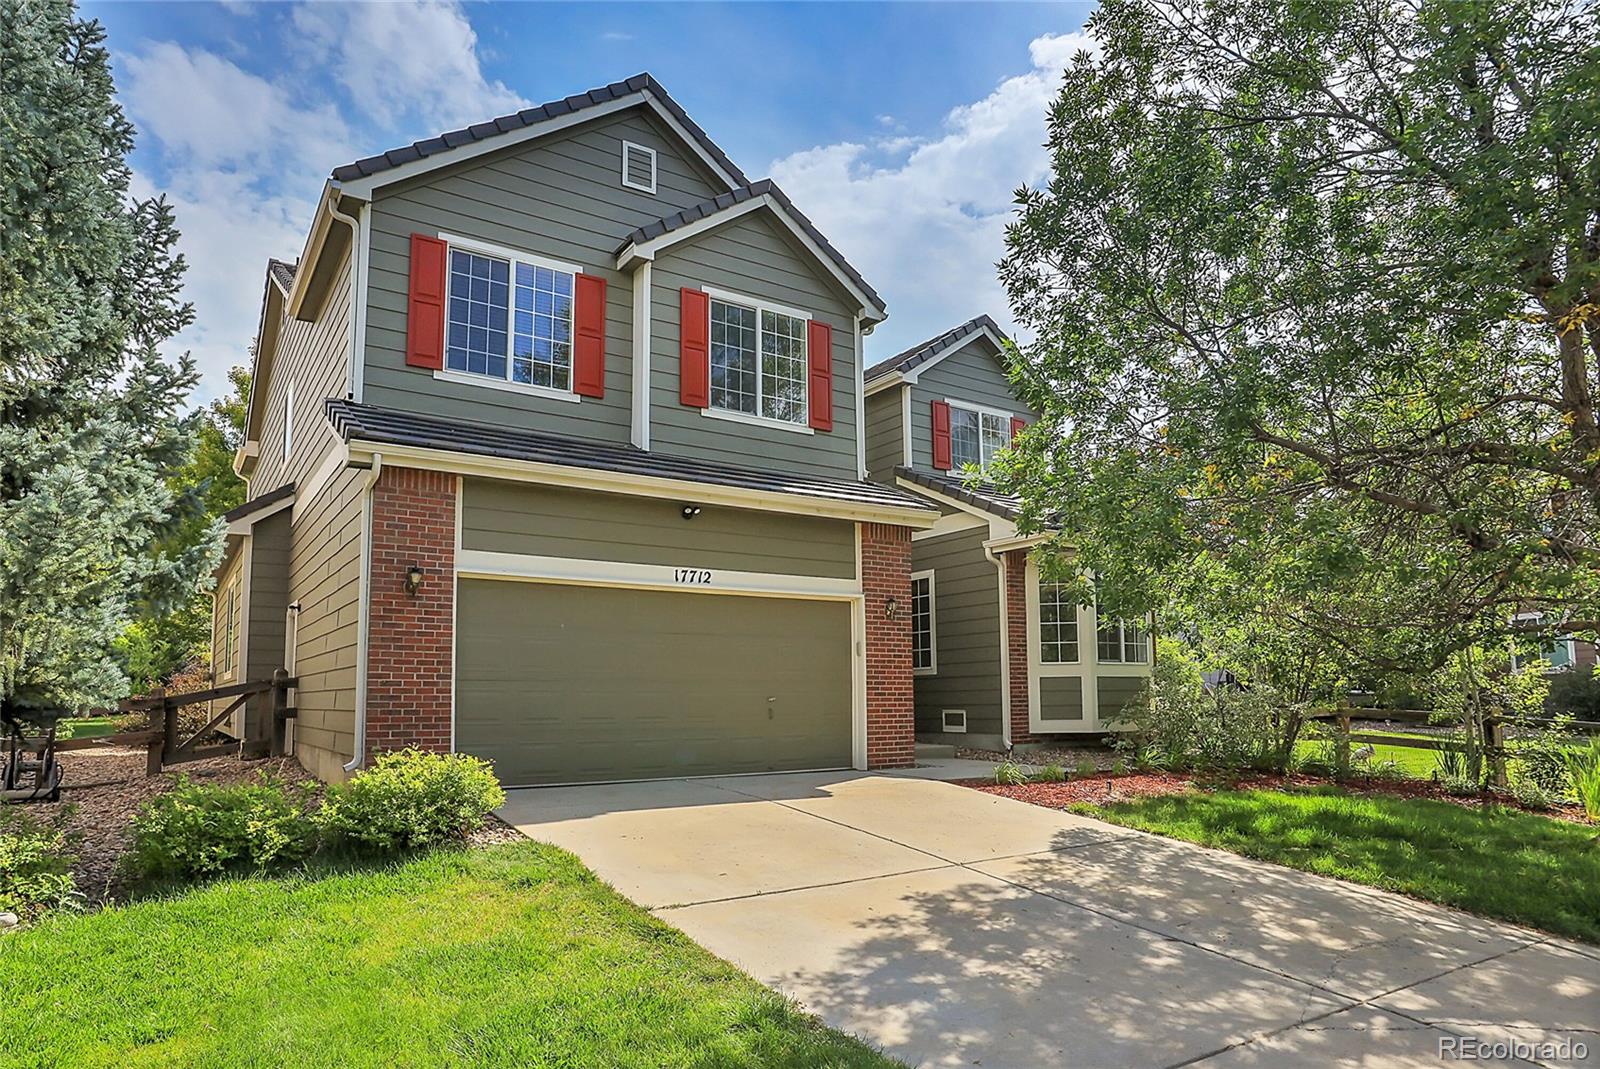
[291,1,527,137]
[769,32,1096,360]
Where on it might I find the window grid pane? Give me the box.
[710,300,757,414]
[760,310,808,424]
[447,250,508,377]
[513,263,573,389]
[911,576,934,670]
[950,407,980,468]
[980,412,1009,467]
[1039,582,1079,664]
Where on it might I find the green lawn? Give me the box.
[1072,787,1600,944]
[55,715,120,741]
[0,843,900,1069]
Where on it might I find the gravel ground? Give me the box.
[956,744,1121,771]
[25,747,317,905]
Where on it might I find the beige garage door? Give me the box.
[455,579,854,786]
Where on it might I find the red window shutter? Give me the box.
[1011,416,1027,441]
[573,273,607,398]
[807,320,833,431]
[680,288,710,407]
[406,233,448,370]
[931,400,952,470]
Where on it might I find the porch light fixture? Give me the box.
[404,564,425,595]
[884,596,900,619]
[681,505,702,520]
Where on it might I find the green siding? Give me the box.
[906,337,1038,472]
[865,387,904,484]
[362,107,724,440]
[1039,676,1085,722]
[460,478,856,578]
[455,580,853,785]
[648,211,859,480]
[910,526,1002,736]
[1097,675,1147,723]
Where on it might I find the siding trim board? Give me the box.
[457,549,861,601]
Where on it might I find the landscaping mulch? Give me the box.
[956,744,1119,770]
[966,769,1592,823]
[26,747,318,905]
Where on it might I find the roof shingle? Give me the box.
[864,314,1008,383]
[894,466,1022,522]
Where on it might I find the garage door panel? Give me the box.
[456,580,853,785]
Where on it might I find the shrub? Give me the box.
[1546,667,1600,720]
[1513,728,1573,802]
[130,775,316,882]
[1072,757,1098,779]
[993,761,1029,787]
[1567,738,1600,822]
[0,805,80,922]
[1509,776,1554,811]
[1433,747,1481,796]
[318,750,505,853]
[1033,763,1065,783]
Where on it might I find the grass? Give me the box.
[1071,786,1600,944]
[1294,731,1578,782]
[0,842,901,1069]
[55,715,120,741]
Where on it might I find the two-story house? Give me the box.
[212,74,938,786]
[863,315,1152,752]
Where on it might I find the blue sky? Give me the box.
[86,1,1095,402]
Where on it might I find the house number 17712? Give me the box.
[673,568,713,585]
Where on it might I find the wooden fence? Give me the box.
[1307,706,1600,788]
[54,670,297,772]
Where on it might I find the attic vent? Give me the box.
[942,709,967,734]
[621,141,657,194]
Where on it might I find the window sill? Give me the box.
[700,406,814,435]
[433,369,580,403]
[913,667,937,677]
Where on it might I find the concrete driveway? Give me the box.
[498,763,1598,1068]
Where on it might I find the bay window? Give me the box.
[1038,581,1079,663]
[1097,611,1150,663]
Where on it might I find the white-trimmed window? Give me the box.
[1097,610,1150,664]
[707,290,809,426]
[1509,614,1577,672]
[949,402,1011,470]
[445,242,576,393]
[942,709,967,733]
[621,141,658,194]
[911,570,936,673]
[1039,581,1079,663]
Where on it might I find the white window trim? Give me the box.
[620,140,658,194]
[282,379,294,462]
[1096,612,1151,665]
[1037,578,1081,665]
[942,709,967,734]
[944,397,1014,471]
[437,231,583,400]
[701,285,814,429]
[911,569,937,675]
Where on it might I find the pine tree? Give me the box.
[1,0,215,715]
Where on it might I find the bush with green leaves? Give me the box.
[317,750,505,853]
[1512,722,1573,802]
[1433,747,1482,797]
[1034,763,1065,783]
[993,761,1029,787]
[1567,738,1600,822]
[1546,668,1600,720]
[0,805,80,922]
[1114,638,1307,772]
[129,775,315,882]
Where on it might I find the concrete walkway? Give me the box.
[499,763,1598,1068]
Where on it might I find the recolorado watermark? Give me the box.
[1439,1035,1589,1062]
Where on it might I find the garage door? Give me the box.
[455,579,854,786]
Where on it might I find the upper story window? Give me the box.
[1097,610,1149,664]
[1509,614,1578,672]
[950,403,1011,470]
[621,141,658,194]
[447,246,575,392]
[708,291,809,426]
[1039,581,1079,663]
[911,571,936,673]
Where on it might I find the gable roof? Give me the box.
[616,179,885,320]
[894,466,1023,522]
[267,259,297,294]
[864,314,1010,385]
[328,400,937,523]
[330,73,748,192]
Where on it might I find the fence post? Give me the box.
[1484,715,1508,790]
[145,688,166,775]
[160,689,177,772]
[270,669,289,757]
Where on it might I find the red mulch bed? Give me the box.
[965,770,1592,823]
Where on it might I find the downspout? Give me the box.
[983,541,1013,752]
[344,451,383,773]
[326,194,363,399]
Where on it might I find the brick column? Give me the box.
[1004,549,1036,745]
[862,522,914,769]
[365,466,456,758]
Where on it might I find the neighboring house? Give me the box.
[213,74,938,786]
[863,316,1152,751]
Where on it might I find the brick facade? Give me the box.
[862,521,915,769]
[1004,548,1036,745]
[365,466,456,758]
